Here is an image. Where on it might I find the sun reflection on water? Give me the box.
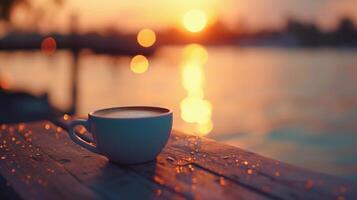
[180,44,213,136]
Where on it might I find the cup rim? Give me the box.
[89,106,172,120]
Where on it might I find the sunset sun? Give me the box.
[182,10,207,33]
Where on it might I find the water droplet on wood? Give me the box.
[154,189,162,196]
[219,177,226,186]
[44,124,51,130]
[188,164,194,172]
[63,114,70,121]
[153,176,165,185]
[47,168,55,173]
[166,156,175,162]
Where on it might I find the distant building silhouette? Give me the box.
[335,18,356,45]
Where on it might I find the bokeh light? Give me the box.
[182,63,204,97]
[197,120,213,136]
[137,28,156,47]
[182,43,208,64]
[180,44,213,136]
[180,98,212,124]
[130,55,149,74]
[182,10,207,32]
[41,37,57,55]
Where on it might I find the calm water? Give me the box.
[1,46,357,181]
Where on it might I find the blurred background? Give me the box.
[0,0,357,181]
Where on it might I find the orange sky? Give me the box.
[9,0,357,33]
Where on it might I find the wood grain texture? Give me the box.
[28,121,266,200]
[1,119,356,200]
[164,132,357,200]
[1,122,182,200]
[0,123,101,200]
[56,117,357,200]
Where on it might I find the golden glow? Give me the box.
[63,114,69,121]
[44,124,51,130]
[130,55,149,74]
[182,44,208,64]
[182,10,207,32]
[56,127,62,133]
[196,121,213,136]
[182,63,204,96]
[137,28,156,47]
[41,37,56,55]
[15,0,219,33]
[180,44,213,136]
[180,98,212,124]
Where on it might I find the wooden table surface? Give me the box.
[0,119,356,200]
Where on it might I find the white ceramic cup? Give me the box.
[68,106,173,164]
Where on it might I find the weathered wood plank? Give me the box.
[130,151,266,200]
[9,122,183,200]
[0,124,102,200]
[164,132,357,200]
[56,117,357,200]
[3,119,356,200]
[28,121,267,200]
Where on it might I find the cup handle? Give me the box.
[68,119,100,154]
